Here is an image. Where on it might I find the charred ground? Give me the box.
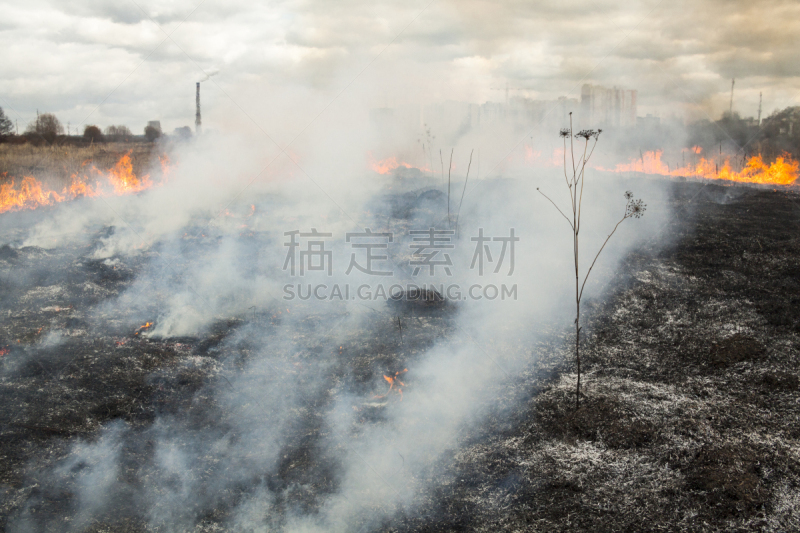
[0,181,798,531]
[393,183,800,532]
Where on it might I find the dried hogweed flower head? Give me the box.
[559,128,570,138]
[625,198,647,219]
[575,129,601,140]
[624,190,633,200]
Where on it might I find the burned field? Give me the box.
[395,183,800,532]
[0,181,799,531]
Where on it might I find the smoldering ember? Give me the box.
[2,2,800,532]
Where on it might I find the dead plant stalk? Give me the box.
[538,113,646,409]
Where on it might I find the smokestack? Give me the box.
[195,82,202,134]
[757,92,762,126]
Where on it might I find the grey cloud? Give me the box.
[1,0,798,130]
[59,0,206,25]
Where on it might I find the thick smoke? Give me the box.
[3,100,672,532]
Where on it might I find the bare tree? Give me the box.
[104,125,133,142]
[144,125,162,142]
[0,107,13,136]
[172,126,193,140]
[537,113,646,409]
[82,125,103,142]
[25,113,63,142]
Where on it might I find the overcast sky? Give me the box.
[1,0,798,135]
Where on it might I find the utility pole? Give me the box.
[729,78,735,116]
[489,84,531,114]
[757,92,762,126]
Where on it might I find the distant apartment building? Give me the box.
[636,114,660,128]
[370,96,582,146]
[368,85,638,147]
[580,84,637,128]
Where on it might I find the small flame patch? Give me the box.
[374,368,408,401]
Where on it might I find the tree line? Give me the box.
[0,107,190,144]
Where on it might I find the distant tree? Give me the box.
[716,111,751,148]
[0,107,13,135]
[83,125,104,142]
[104,125,133,141]
[173,126,193,140]
[144,122,162,142]
[754,106,800,160]
[686,105,800,161]
[25,113,64,142]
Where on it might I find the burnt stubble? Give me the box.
[1,182,799,531]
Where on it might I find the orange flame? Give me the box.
[106,152,152,194]
[0,176,64,211]
[0,151,169,214]
[524,144,542,164]
[159,154,171,182]
[134,322,153,336]
[368,152,431,175]
[374,368,408,401]
[369,155,414,175]
[600,150,798,186]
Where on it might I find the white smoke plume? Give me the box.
[2,91,672,532]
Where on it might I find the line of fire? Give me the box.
[3,83,800,214]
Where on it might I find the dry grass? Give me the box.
[0,143,156,187]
